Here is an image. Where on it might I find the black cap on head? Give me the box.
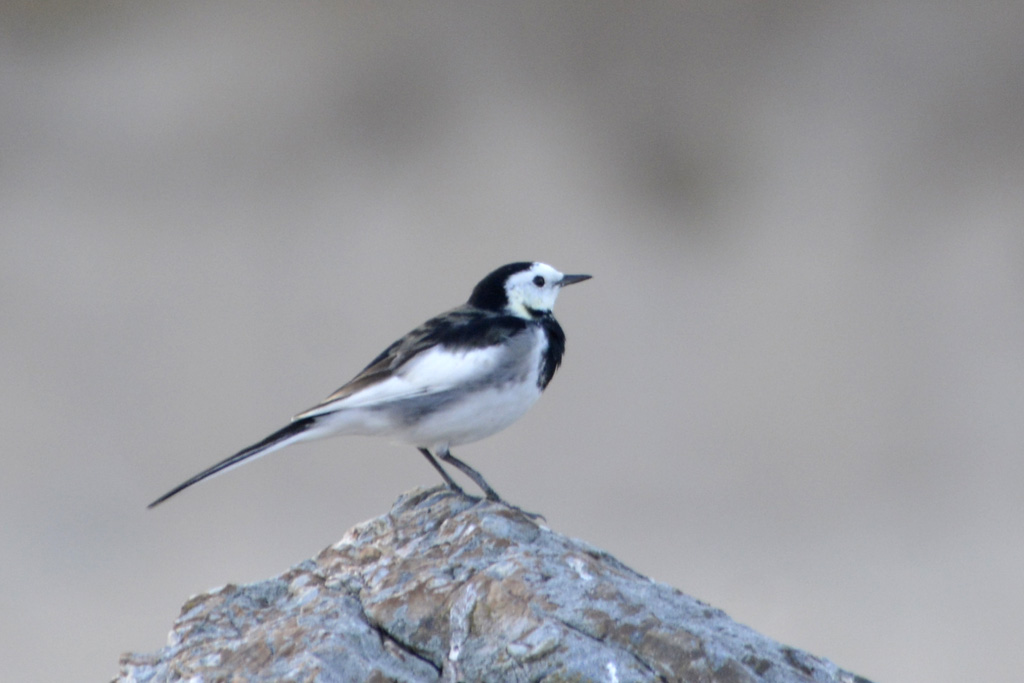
[467,262,534,311]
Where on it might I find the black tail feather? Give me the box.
[147,417,317,508]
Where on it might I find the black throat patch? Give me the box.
[525,305,546,319]
[537,315,566,389]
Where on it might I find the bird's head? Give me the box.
[468,262,591,319]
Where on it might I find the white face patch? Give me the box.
[503,263,565,319]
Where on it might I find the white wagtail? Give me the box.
[148,262,590,509]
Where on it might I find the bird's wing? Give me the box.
[293,307,528,420]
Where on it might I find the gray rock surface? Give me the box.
[116,487,873,682]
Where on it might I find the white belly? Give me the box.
[399,380,544,449]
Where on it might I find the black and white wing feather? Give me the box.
[294,305,531,419]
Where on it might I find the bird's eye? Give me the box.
[533,275,545,287]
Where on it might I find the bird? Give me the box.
[148,262,591,509]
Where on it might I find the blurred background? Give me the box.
[3,2,1023,681]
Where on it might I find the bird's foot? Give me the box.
[482,493,546,522]
[444,481,468,497]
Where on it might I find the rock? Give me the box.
[116,487,873,683]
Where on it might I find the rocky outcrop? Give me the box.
[116,487,872,682]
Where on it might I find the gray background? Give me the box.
[3,3,1023,682]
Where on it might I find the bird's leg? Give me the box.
[438,448,547,520]
[418,448,466,496]
[430,447,545,520]
[436,447,503,502]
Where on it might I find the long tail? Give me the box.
[147,417,319,508]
